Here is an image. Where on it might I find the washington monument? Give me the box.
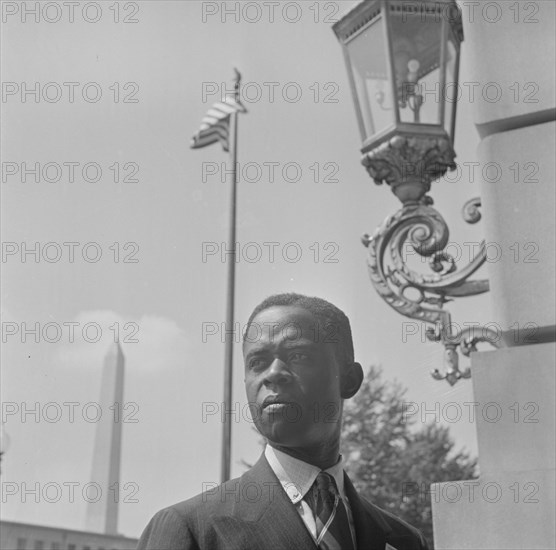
[85,342,125,535]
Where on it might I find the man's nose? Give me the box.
[263,358,291,387]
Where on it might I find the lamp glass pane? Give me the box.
[443,29,458,137]
[389,10,443,125]
[346,18,394,140]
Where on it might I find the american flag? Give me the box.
[190,95,247,152]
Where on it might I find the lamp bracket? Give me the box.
[362,196,504,385]
[361,134,456,204]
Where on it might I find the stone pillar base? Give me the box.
[432,343,555,549]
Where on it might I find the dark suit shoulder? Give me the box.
[366,497,424,536]
[136,505,199,550]
[136,476,246,550]
[358,495,430,550]
[168,474,245,516]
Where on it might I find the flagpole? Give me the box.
[221,69,241,484]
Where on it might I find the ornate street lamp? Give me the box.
[333,0,502,385]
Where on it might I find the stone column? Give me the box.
[431,2,555,549]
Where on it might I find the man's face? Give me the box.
[243,305,343,451]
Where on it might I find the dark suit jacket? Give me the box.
[137,454,429,550]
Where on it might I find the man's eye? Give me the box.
[249,358,267,370]
[290,352,310,362]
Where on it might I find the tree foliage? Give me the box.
[341,366,478,548]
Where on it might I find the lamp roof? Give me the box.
[333,0,463,44]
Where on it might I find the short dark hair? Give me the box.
[243,292,355,366]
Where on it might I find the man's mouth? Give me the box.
[262,396,293,410]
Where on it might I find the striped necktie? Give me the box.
[305,472,355,550]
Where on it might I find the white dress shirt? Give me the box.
[264,445,357,546]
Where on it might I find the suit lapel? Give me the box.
[214,453,317,549]
[344,473,392,550]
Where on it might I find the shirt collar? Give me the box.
[264,444,346,505]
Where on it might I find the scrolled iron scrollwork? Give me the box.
[363,195,503,385]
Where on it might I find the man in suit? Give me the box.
[137,293,429,550]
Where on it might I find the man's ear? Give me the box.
[340,362,363,399]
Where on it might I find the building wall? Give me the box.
[0,521,138,550]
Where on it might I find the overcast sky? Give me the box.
[1,0,496,539]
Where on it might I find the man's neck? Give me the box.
[269,442,340,470]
